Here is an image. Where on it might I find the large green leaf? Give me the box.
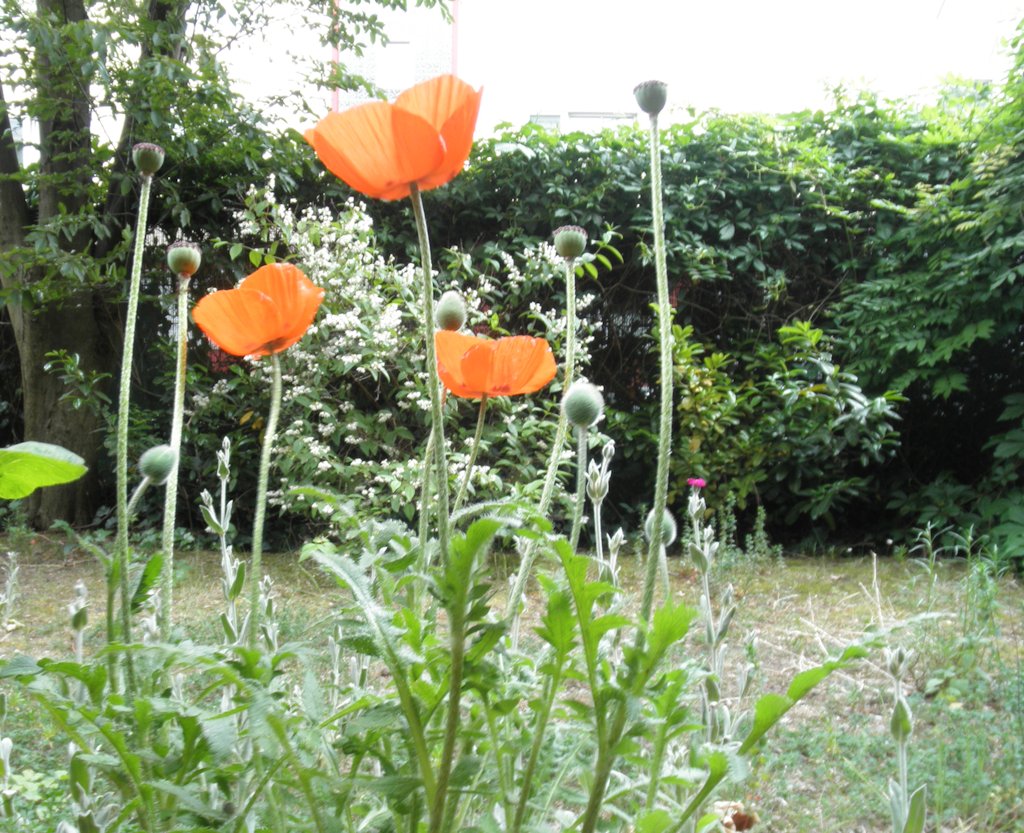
[0,442,87,499]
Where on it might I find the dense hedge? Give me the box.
[353,83,1005,544]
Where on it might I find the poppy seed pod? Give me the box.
[167,241,202,277]
[131,142,165,175]
[435,290,467,331]
[633,80,668,116]
[139,444,177,486]
[562,381,604,428]
[552,225,587,260]
[644,507,677,547]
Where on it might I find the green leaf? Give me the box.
[131,551,164,613]
[719,221,736,241]
[635,809,673,833]
[0,442,87,499]
[229,242,243,261]
[902,785,927,833]
[740,692,792,753]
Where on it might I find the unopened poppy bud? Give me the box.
[563,381,604,428]
[645,507,677,547]
[167,241,202,277]
[552,225,587,260]
[435,290,467,331]
[633,80,668,116]
[139,444,177,486]
[132,142,165,175]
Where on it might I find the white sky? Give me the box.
[227,0,1024,131]
[457,0,1024,127]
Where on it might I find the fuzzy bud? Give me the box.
[552,225,587,260]
[435,290,467,331]
[890,696,913,742]
[562,381,604,429]
[131,142,165,175]
[633,80,668,116]
[645,507,677,547]
[139,444,177,486]
[166,241,202,277]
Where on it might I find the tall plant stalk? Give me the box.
[112,166,156,693]
[409,184,451,565]
[247,353,282,647]
[505,248,580,619]
[159,270,191,639]
[636,85,674,624]
[453,396,488,513]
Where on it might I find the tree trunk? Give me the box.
[0,0,112,527]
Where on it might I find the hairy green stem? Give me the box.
[569,427,588,552]
[504,256,578,618]
[453,395,488,513]
[248,353,282,648]
[638,110,674,624]
[409,184,451,564]
[159,273,190,639]
[429,607,466,833]
[113,171,153,693]
[126,477,151,520]
[511,663,564,833]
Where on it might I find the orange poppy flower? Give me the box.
[304,74,483,201]
[435,331,557,399]
[192,263,324,358]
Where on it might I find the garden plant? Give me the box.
[0,73,895,833]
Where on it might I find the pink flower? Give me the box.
[687,477,706,489]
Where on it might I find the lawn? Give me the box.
[0,534,1021,833]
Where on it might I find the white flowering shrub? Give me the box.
[185,184,600,536]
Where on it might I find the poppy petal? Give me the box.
[240,263,325,353]
[436,330,486,398]
[396,75,482,191]
[305,103,445,200]
[458,341,496,397]
[420,87,483,190]
[491,336,556,395]
[192,288,281,357]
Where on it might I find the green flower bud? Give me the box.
[139,444,177,486]
[166,241,202,277]
[131,142,165,175]
[890,695,913,742]
[552,225,587,260]
[633,80,668,116]
[645,507,677,547]
[435,290,467,331]
[562,381,604,428]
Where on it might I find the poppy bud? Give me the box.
[562,381,604,428]
[552,225,587,260]
[645,507,677,547]
[139,444,177,486]
[167,241,202,277]
[633,80,668,116]
[435,290,467,331]
[132,142,165,175]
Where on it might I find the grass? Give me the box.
[0,533,1021,832]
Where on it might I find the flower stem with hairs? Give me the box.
[159,272,190,639]
[248,353,282,647]
[569,427,588,551]
[453,395,488,513]
[637,99,674,624]
[505,252,578,618]
[113,170,155,693]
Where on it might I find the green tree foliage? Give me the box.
[0,0,439,526]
